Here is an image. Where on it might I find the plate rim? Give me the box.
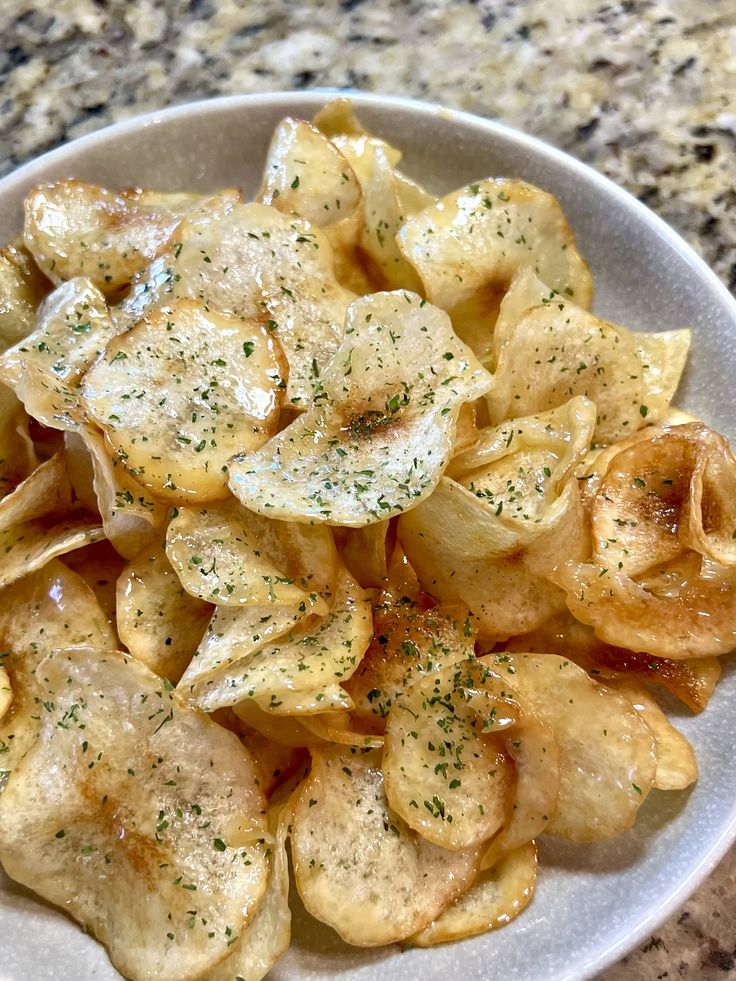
[1,88,735,981]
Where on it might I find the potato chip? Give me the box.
[82,298,285,502]
[0,647,269,981]
[398,476,586,641]
[185,568,372,714]
[0,560,115,782]
[382,660,517,849]
[23,179,240,292]
[66,426,167,558]
[344,593,474,736]
[410,841,538,946]
[336,520,391,588]
[504,609,722,714]
[0,242,51,352]
[604,678,697,791]
[207,802,292,981]
[481,653,657,841]
[165,499,331,609]
[232,700,319,749]
[63,540,126,631]
[0,384,37,498]
[291,745,482,945]
[259,117,361,227]
[591,423,736,577]
[167,203,355,406]
[233,722,309,797]
[0,277,115,391]
[0,454,103,588]
[298,712,384,749]
[555,552,736,659]
[397,179,593,315]
[251,685,354,717]
[116,539,212,683]
[485,296,690,442]
[229,290,493,526]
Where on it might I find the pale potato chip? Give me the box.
[185,568,372,714]
[232,700,322,749]
[251,685,354,716]
[0,647,269,981]
[0,242,51,352]
[207,802,292,981]
[398,476,587,642]
[167,203,355,406]
[555,552,736,659]
[452,402,481,457]
[116,539,213,683]
[82,298,285,502]
[259,117,361,227]
[179,598,320,691]
[485,296,690,442]
[481,653,657,841]
[165,499,331,609]
[410,841,538,946]
[504,609,722,714]
[344,593,475,736]
[229,290,493,526]
[63,540,126,630]
[336,520,391,588]
[291,745,482,945]
[0,277,116,393]
[604,678,697,791]
[0,384,37,498]
[65,426,167,558]
[488,267,562,362]
[313,99,403,179]
[0,454,103,588]
[233,722,309,797]
[397,179,593,314]
[0,559,115,782]
[382,660,517,850]
[298,713,384,749]
[23,179,240,292]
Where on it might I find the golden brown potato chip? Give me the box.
[116,539,213,683]
[0,559,115,782]
[185,568,372,715]
[229,290,492,526]
[23,179,240,292]
[410,841,538,946]
[165,499,332,610]
[0,242,51,352]
[382,660,517,849]
[259,117,362,227]
[604,678,697,791]
[291,745,482,945]
[481,653,657,841]
[397,179,593,313]
[0,647,269,981]
[555,552,736,659]
[82,298,285,502]
[167,203,355,406]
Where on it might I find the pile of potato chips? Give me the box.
[0,99,733,980]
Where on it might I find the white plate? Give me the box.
[0,91,735,981]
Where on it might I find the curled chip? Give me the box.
[259,116,362,227]
[229,290,492,526]
[485,282,690,442]
[291,746,482,945]
[165,499,333,609]
[116,540,213,684]
[411,842,538,947]
[184,568,372,715]
[23,180,240,291]
[167,203,355,406]
[82,298,285,502]
[0,647,269,981]
[397,178,592,313]
[482,653,657,842]
[555,553,736,660]
[0,559,115,783]
[382,660,517,850]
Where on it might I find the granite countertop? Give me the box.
[1,0,735,977]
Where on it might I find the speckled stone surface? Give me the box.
[0,1,735,978]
